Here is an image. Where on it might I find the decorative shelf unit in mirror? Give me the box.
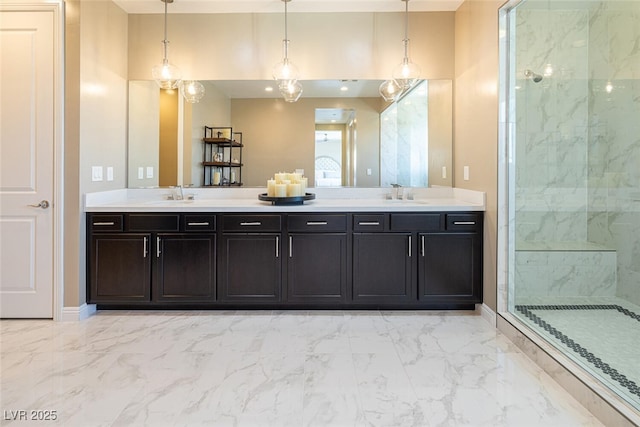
[202,126,243,187]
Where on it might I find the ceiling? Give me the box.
[113,0,463,14]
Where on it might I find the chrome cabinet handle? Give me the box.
[289,236,293,258]
[421,235,425,257]
[143,237,148,258]
[408,235,412,257]
[306,221,328,226]
[93,221,115,226]
[275,236,279,258]
[240,221,262,226]
[28,200,49,209]
[156,237,161,258]
[187,222,210,226]
[358,221,380,226]
[453,221,476,225]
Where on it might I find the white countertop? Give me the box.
[84,187,486,213]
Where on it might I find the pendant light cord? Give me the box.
[282,0,290,61]
[162,0,169,63]
[403,0,410,61]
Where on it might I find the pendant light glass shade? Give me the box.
[379,79,402,102]
[180,80,205,103]
[152,56,182,90]
[280,80,303,103]
[272,50,300,82]
[273,0,302,102]
[393,57,421,90]
[152,0,182,90]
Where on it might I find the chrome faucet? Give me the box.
[391,183,403,200]
[167,185,184,200]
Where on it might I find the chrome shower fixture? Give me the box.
[524,69,543,83]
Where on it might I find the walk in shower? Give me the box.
[499,0,640,415]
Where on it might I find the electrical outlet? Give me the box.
[107,167,114,181]
[441,166,447,179]
[91,166,103,182]
[366,168,372,176]
[138,167,144,179]
[146,166,154,178]
[463,166,470,181]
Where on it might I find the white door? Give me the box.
[0,8,57,318]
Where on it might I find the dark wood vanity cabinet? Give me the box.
[89,232,151,303]
[286,214,348,304]
[352,232,414,303]
[87,213,216,304]
[418,214,483,303]
[87,210,483,309]
[218,214,282,302]
[154,233,216,303]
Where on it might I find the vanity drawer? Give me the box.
[288,214,347,232]
[223,214,281,232]
[446,213,482,232]
[183,215,216,232]
[390,213,442,232]
[353,214,385,232]
[90,214,123,232]
[128,214,180,232]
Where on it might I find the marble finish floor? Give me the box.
[0,310,603,426]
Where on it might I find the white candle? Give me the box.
[300,177,308,195]
[287,183,301,197]
[275,172,286,183]
[213,171,221,185]
[275,183,287,197]
[267,179,276,196]
[230,171,236,183]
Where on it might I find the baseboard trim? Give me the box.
[60,304,96,321]
[479,303,497,326]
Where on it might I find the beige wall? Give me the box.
[64,0,128,306]
[64,0,81,308]
[428,80,453,187]
[454,0,501,311]
[128,81,160,187]
[128,12,455,81]
[230,97,382,187]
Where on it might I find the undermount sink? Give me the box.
[145,199,206,206]
[384,198,431,204]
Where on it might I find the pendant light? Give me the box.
[379,0,421,101]
[180,80,206,103]
[151,0,182,90]
[273,0,303,102]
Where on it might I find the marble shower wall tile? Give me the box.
[515,249,617,299]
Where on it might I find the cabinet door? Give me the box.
[287,233,347,303]
[154,234,216,303]
[418,232,482,303]
[89,234,151,303]
[352,233,414,303]
[218,234,281,302]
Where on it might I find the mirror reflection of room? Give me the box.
[127,80,453,188]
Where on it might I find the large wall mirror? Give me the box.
[127,79,452,188]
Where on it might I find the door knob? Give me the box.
[28,200,50,209]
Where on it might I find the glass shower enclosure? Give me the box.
[499,0,640,414]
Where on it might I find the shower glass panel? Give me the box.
[503,0,640,411]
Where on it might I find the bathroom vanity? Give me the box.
[85,188,485,310]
